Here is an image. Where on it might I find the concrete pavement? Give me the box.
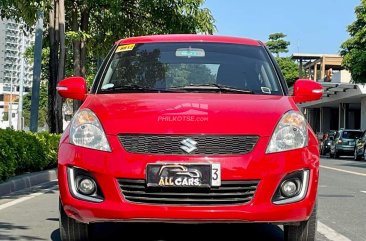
[1,157,365,240]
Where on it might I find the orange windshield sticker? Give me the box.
[116,44,135,52]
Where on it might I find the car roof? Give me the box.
[116,34,262,46]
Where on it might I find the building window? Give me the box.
[2,112,8,121]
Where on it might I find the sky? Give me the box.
[204,0,360,55]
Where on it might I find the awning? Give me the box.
[298,82,366,108]
[321,82,358,98]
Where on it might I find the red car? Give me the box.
[57,34,323,241]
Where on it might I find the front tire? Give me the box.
[59,200,90,241]
[335,149,340,158]
[284,204,317,241]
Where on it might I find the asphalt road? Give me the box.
[0,156,365,241]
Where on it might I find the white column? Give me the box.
[339,103,345,129]
[319,107,323,133]
[361,97,366,130]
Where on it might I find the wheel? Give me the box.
[335,149,340,158]
[329,152,334,158]
[354,149,361,161]
[320,147,325,156]
[59,199,90,241]
[284,203,317,241]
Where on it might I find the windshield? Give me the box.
[341,131,363,139]
[97,42,282,95]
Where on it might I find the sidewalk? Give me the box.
[0,169,57,197]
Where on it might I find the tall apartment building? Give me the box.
[0,18,34,129]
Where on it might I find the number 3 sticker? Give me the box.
[211,164,221,187]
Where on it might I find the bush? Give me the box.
[0,129,61,183]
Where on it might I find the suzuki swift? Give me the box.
[57,34,323,241]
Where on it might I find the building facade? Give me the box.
[292,53,365,139]
[0,18,34,129]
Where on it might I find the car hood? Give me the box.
[82,93,298,137]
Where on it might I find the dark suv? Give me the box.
[330,129,363,158]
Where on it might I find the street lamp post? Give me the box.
[30,10,44,132]
[17,28,25,130]
[9,77,13,129]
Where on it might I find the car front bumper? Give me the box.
[58,135,319,224]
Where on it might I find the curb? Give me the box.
[0,169,58,197]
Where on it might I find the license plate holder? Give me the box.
[146,163,221,188]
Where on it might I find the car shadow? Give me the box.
[51,223,284,241]
[324,155,355,160]
[91,222,283,241]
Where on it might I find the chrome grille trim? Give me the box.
[117,179,259,205]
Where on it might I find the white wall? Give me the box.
[332,70,352,83]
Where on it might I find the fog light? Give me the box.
[280,179,300,197]
[77,178,96,195]
[273,170,309,205]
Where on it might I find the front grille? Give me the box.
[118,134,259,155]
[117,179,259,205]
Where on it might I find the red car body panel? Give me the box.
[82,94,297,136]
[115,34,261,46]
[58,93,319,223]
[58,34,320,225]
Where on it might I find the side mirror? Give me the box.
[56,76,87,101]
[293,79,323,103]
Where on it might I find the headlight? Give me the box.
[70,109,111,152]
[266,111,308,153]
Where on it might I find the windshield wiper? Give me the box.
[169,83,254,94]
[99,84,182,93]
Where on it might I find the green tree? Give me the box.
[266,33,298,86]
[166,64,216,87]
[24,46,50,128]
[276,57,298,87]
[1,0,216,133]
[2,112,8,122]
[23,84,48,128]
[67,0,216,111]
[341,0,366,83]
[1,0,65,133]
[266,32,290,57]
[24,46,50,82]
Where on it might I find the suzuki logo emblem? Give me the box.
[180,138,197,153]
